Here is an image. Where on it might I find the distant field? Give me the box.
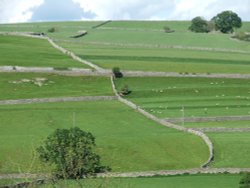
[1,21,250,73]
[180,121,250,128]
[208,132,250,168]
[39,174,241,188]
[0,101,208,173]
[115,77,250,118]
[0,73,113,100]
[0,35,87,68]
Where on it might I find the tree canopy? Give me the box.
[189,17,209,33]
[37,127,110,179]
[212,10,242,33]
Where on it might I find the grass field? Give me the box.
[1,21,250,73]
[0,101,209,173]
[54,41,250,74]
[0,35,87,68]
[208,132,250,168]
[0,73,113,100]
[115,77,250,118]
[39,174,242,188]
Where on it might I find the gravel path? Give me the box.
[2,66,250,79]
[0,96,117,105]
[193,127,250,133]
[164,115,250,123]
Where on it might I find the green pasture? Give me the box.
[208,132,250,168]
[0,73,113,100]
[180,121,250,128]
[0,101,208,173]
[115,77,250,118]
[57,40,250,74]
[1,21,250,50]
[102,21,191,31]
[0,35,87,68]
[39,174,241,188]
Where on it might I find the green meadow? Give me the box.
[209,132,250,168]
[115,77,250,118]
[0,101,209,173]
[0,35,87,68]
[39,174,241,188]
[0,73,113,100]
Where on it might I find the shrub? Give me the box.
[37,127,110,179]
[119,85,131,96]
[48,27,56,33]
[163,26,175,33]
[233,31,250,41]
[239,173,250,188]
[112,67,123,78]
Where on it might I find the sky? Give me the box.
[0,0,250,23]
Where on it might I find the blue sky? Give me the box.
[0,0,250,23]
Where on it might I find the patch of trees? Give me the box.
[189,10,242,33]
[37,127,110,179]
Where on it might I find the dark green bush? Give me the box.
[48,27,56,33]
[112,67,123,78]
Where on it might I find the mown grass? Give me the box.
[208,132,250,168]
[57,41,250,74]
[39,174,241,188]
[0,35,87,68]
[115,77,250,118]
[0,101,209,173]
[0,73,113,100]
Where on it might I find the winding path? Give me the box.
[110,77,214,168]
[2,31,250,179]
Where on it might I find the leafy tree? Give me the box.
[37,127,110,179]
[112,67,123,78]
[212,10,242,33]
[189,17,209,33]
[239,173,250,188]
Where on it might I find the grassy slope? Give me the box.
[0,73,113,100]
[1,21,250,73]
[0,101,209,173]
[57,42,250,74]
[115,77,250,118]
[40,174,241,188]
[0,35,88,68]
[208,132,250,168]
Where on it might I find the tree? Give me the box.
[37,127,110,179]
[112,67,123,78]
[212,10,242,33]
[239,173,250,188]
[189,17,209,33]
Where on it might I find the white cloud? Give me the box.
[0,0,44,23]
[72,0,175,20]
[171,0,250,20]
[0,0,249,23]
[72,0,250,21]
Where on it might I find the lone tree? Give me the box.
[212,10,242,33]
[189,17,209,33]
[37,127,110,179]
